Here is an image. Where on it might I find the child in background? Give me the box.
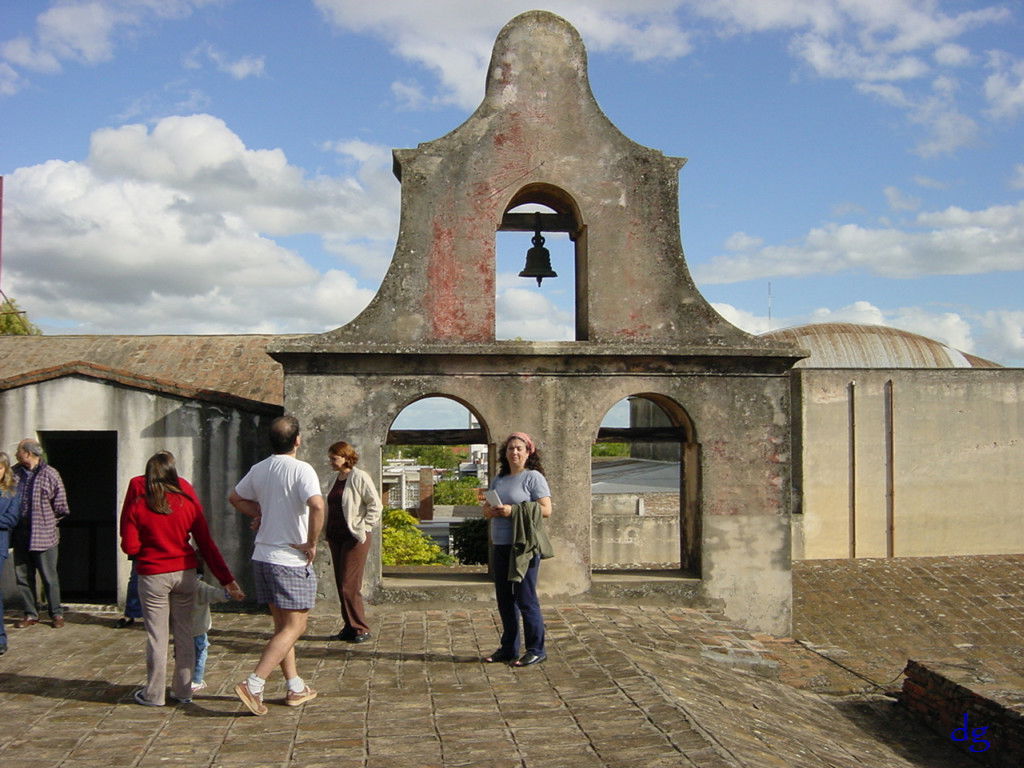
[191,562,237,694]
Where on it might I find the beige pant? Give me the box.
[138,569,197,705]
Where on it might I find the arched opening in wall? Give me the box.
[496,184,587,341]
[591,394,700,578]
[381,396,492,592]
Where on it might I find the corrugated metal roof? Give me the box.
[0,334,291,406]
[761,323,1002,369]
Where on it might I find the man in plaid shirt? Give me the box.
[12,439,70,628]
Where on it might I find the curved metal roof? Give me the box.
[761,323,1002,369]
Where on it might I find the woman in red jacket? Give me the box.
[120,450,243,706]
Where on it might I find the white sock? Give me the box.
[286,676,305,693]
[247,674,265,695]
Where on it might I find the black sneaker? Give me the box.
[351,631,372,644]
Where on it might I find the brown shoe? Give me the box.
[52,616,65,628]
[284,685,318,707]
[233,681,268,716]
[14,616,39,628]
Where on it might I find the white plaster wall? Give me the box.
[0,376,274,606]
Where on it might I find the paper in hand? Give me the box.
[484,489,503,507]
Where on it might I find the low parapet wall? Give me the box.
[900,659,1024,767]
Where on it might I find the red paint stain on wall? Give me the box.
[426,219,493,341]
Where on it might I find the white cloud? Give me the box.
[724,231,763,251]
[0,61,22,95]
[1011,164,1024,190]
[496,284,574,340]
[985,51,1024,120]
[884,186,920,212]
[809,300,886,326]
[719,298,1003,362]
[831,201,866,217]
[934,43,970,67]
[313,1,696,109]
[184,42,265,80]
[3,114,397,334]
[858,79,977,156]
[1,0,214,93]
[711,302,772,334]
[976,310,1024,365]
[913,175,949,190]
[696,200,1024,284]
[308,1,1010,160]
[391,80,428,110]
[808,301,975,353]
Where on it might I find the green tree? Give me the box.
[383,445,463,470]
[434,477,480,505]
[380,508,454,566]
[0,298,42,335]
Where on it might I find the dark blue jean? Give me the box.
[0,555,7,646]
[124,563,143,619]
[491,545,545,657]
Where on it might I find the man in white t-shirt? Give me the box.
[228,415,324,716]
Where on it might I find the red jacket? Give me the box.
[119,475,234,585]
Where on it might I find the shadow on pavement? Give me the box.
[831,695,982,768]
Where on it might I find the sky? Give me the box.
[1,0,1023,391]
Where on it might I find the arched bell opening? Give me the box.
[495,183,588,341]
[591,393,701,578]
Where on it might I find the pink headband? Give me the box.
[507,432,535,454]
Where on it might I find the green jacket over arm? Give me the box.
[508,501,554,583]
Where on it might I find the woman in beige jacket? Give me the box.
[325,441,383,643]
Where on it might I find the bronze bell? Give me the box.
[518,213,558,286]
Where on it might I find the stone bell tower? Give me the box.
[271,10,802,635]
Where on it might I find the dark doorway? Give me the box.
[39,431,118,603]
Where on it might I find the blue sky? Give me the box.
[1,0,1022,378]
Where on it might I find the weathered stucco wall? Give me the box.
[793,368,1024,559]
[282,358,795,635]
[591,493,680,568]
[0,376,275,606]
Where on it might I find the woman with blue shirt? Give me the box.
[481,432,552,667]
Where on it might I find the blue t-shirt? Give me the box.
[489,469,550,546]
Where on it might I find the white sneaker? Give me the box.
[190,680,207,693]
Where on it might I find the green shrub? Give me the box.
[450,517,489,565]
[434,477,480,505]
[380,508,454,566]
[591,442,630,457]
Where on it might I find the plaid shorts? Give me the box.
[252,560,317,611]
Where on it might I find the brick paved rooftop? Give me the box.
[1,554,1020,767]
